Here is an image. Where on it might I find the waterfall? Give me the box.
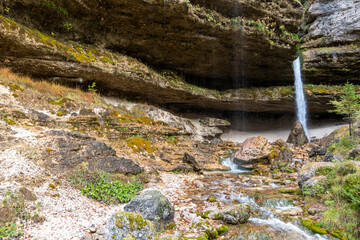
[293,56,310,140]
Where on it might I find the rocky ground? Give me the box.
[0,69,359,240]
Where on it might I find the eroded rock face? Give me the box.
[0,0,302,89]
[301,0,360,84]
[124,190,174,231]
[234,136,272,165]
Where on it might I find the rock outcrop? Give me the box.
[46,130,144,174]
[0,0,302,89]
[301,0,360,84]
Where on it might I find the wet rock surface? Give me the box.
[219,204,251,224]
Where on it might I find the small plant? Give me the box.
[63,22,72,31]
[88,82,97,93]
[4,7,10,13]
[79,171,143,204]
[0,223,22,239]
[4,118,15,125]
[56,111,65,116]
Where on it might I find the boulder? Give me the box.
[183,153,201,172]
[198,207,220,220]
[302,176,327,196]
[286,121,309,146]
[323,153,343,162]
[349,145,360,158]
[191,218,218,239]
[234,136,272,166]
[298,162,334,189]
[146,107,222,140]
[278,147,293,162]
[105,212,154,240]
[309,145,327,157]
[124,190,174,231]
[219,204,251,224]
[29,110,50,123]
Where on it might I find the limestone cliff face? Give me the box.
[0,14,335,114]
[301,0,360,84]
[0,0,302,89]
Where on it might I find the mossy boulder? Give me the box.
[298,162,334,189]
[219,204,251,224]
[124,190,174,231]
[105,211,155,240]
[198,208,220,220]
[301,176,327,197]
[191,217,218,240]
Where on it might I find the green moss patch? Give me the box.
[302,219,327,235]
[126,136,155,153]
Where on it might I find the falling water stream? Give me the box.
[293,56,310,140]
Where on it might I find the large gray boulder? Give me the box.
[219,204,251,224]
[124,190,174,231]
[105,212,154,240]
[286,121,309,146]
[234,136,272,166]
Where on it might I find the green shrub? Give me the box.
[0,190,44,239]
[316,166,335,176]
[335,161,357,176]
[342,172,360,208]
[0,222,23,239]
[319,205,358,239]
[328,136,359,155]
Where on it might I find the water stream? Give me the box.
[293,56,310,140]
[196,172,333,240]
